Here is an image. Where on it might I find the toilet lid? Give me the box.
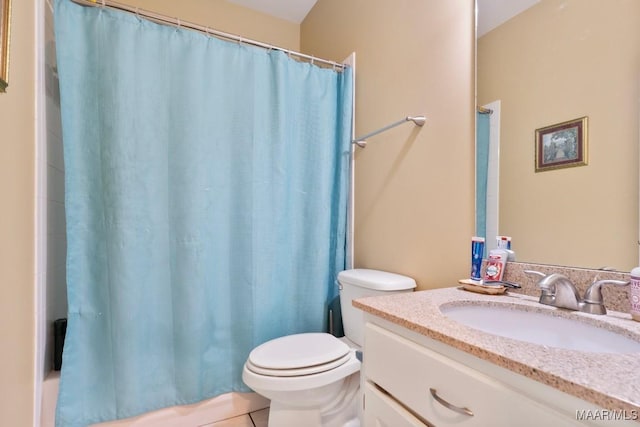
[248,333,350,372]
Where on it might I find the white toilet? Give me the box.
[242,269,416,427]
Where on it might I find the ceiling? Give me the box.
[476,0,540,37]
[226,0,318,24]
[226,0,540,36]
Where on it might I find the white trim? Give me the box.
[41,374,269,427]
[35,0,48,424]
[483,100,501,254]
[343,53,356,270]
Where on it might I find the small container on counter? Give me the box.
[470,237,485,283]
[496,235,516,261]
[484,249,508,282]
[630,267,640,321]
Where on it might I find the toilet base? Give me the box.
[265,372,361,427]
[268,405,322,426]
[268,400,359,427]
[269,410,359,427]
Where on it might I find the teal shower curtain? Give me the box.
[53,1,353,426]
[476,112,490,244]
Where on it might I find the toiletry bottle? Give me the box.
[470,237,485,283]
[497,235,516,261]
[630,267,640,321]
[484,249,507,281]
[497,235,511,249]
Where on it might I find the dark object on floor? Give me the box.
[54,318,67,371]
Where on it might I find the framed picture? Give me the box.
[0,0,10,92]
[535,117,588,172]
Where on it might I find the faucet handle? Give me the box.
[524,270,546,279]
[582,279,630,315]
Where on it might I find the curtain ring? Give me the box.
[100,0,105,7]
[311,55,315,65]
[238,36,243,46]
[205,27,211,37]
[332,63,337,71]
[176,18,181,29]
[135,7,140,20]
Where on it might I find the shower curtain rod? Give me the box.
[477,106,493,114]
[70,0,347,71]
[352,116,426,148]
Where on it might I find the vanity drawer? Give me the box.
[364,382,431,427]
[364,323,578,426]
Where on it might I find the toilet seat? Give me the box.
[246,352,352,377]
[243,353,360,393]
[247,333,350,377]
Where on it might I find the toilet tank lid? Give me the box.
[338,269,416,291]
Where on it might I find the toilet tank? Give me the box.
[338,269,416,347]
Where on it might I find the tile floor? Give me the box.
[201,407,269,427]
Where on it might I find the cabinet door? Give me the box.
[364,382,431,427]
[364,323,580,427]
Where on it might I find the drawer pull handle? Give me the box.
[429,388,474,417]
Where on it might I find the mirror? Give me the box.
[476,0,640,272]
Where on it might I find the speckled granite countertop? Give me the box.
[354,286,640,414]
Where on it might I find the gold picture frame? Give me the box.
[535,117,588,172]
[0,0,11,92]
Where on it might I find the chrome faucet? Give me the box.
[536,273,582,310]
[582,279,630,315]
[524,270,554,305]
[524,270,629,315]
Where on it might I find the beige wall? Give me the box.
[478,0,640,271]
[121,0,300,51]
[0,0,36,425]
[302,0,475,289]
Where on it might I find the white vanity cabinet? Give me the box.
[362,319,635,427]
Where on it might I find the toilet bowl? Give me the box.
[242,269,416,427]
[243,333,361,427]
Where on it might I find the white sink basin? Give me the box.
[440,303,640,354]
